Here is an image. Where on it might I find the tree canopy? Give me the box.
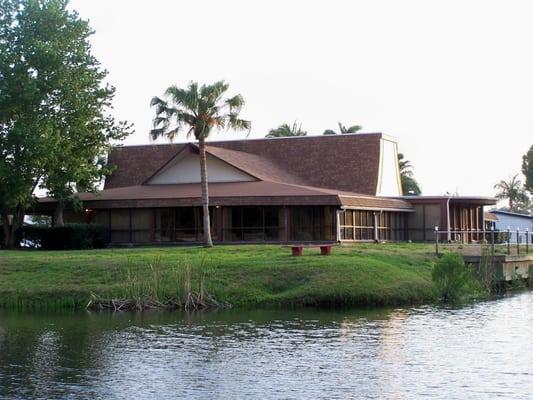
[522,144,533,194]
[398,153,421,195]
[150,81,250,142]
[0,0,131,246]
[266,122,307,138]
[493,174,530,212]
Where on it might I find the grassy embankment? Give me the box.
[0,243,439,310]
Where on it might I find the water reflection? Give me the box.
[1,294,532,399]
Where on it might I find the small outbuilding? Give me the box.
[487,210,533,243]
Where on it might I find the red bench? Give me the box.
[286,244,334,256]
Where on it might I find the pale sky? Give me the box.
[69,0,533,196]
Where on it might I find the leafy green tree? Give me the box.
[43,120,130,227]
[266,122,307,138]
[323,122,362,135]
[510,190,531,214]
[522,144,533,194]
[36,3,132,226]
[398,153,421,195]
[150,81,250,247]
[494,174,524,211]
[0,0,48,247]
[0,0,130,247]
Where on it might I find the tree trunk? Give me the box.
[1,212,10,249]
[198,136,213,247]
[1,207,24,249]
[54,200,65,227]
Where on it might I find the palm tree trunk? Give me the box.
[198,136,213,247]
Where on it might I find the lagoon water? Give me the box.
[0,292,532,399]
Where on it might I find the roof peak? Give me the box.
[115,132,387,149]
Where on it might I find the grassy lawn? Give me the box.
[0,243,439,310]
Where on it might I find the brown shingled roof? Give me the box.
[37,133,414,212]
[39,180,413,211]
[204,145,304,185]
[104,133,383,194]
[105,143,186,189]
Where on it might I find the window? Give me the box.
[175,208,197,242]
[90,210,109,227]
[155,207,216,242]
[223,206,282,241]
[131,209,152,243]
[110,209,130,242]
[290,206,335,241]
[339,210,406,241]
[156,208,174,242]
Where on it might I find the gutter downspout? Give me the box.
[446,197,451,242]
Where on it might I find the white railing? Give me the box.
[433,227,532,256]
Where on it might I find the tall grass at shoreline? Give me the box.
[0,244,439,310]
[88,257,226,311]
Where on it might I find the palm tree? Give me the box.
[398,153,421,195]
[494,174,523,210]
[266,122,307,138]
[150,81,250,247]
[398,153,413,175]
[323,122,362,135]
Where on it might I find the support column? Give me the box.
[128,208,132,243]
[150,208,156,242]
[283,206,290,243]
[479,206,485,241]
[336,209,341,242]
[373,212,379,242]
[215,206,223,242]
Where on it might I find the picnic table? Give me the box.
[285,244,334,256]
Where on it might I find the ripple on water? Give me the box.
[0,292,532,399]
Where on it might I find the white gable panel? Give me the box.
[377,138,402,197]
[148,153,255,184]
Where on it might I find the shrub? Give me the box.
[22,224,109,250]
[432,252,471,302]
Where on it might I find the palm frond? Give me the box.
[185,126,195,139]
[227,112,251,131]
[152,116,169,127]
[200,80,229,105]
[163,127,180,142]
[266,122,306,137]
[225,94,245,111]
[345,125,362,133]
[149,128,166,140]
[164,84,198,112]
[338,122,362,134]
[150,96,166,108]
[176,111,196,127]
[150,81,248,142]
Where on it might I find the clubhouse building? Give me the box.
[36,133,496,244]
